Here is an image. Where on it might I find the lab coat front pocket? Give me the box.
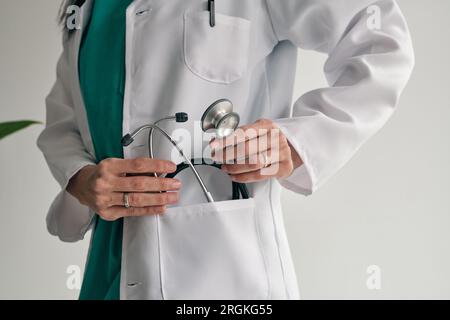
[183,11,251,84]
[158,198,269,300]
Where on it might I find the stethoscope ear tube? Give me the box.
[165,158,249,200]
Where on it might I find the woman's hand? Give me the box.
[210,119,303,183]
[66,158,181,221]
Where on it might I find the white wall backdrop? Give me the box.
[0,0,449,299]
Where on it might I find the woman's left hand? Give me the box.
[209,119,303,183]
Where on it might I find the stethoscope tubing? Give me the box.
[124,123,214,202]
[165,158,249,200]
[122,99,242,203]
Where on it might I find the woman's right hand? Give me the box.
[66,158,181,221]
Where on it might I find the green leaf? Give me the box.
[0,120,42,140]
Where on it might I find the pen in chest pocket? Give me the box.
[208,0,216,27]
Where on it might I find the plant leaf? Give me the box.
[0,120,42,140]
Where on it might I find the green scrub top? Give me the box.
[78,0,133,300]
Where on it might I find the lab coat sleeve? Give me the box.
[37,33,97,242]
[267,0,415,195]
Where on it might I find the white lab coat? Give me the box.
[37,0,414,299]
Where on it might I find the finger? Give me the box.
[112,176,182,192]
[222,163,264,175]
[221,154,265,174]
[229,160,290,183]
[103,205,167,220]
[100,157,177,175]
[110,191,179,207]
[229,170,269,183]
[211,127,287,163]
[210,119,275,150]
[217,140,288,166]
[212,136,271,163]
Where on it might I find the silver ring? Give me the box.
[123,192,130,208]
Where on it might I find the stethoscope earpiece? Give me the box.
[175,112,189,123]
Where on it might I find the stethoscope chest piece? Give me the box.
[201,99,240,138]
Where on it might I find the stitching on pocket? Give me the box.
[252,201,271,299]
[161,198,255,217]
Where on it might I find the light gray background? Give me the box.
[0,0,448,299]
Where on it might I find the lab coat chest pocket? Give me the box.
[159,198,269,299]
[183,11,251,84]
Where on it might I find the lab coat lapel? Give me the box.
[69,0,96,159]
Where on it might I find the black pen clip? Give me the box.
[208,0,216,27]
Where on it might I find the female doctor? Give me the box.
[37,0,414,300]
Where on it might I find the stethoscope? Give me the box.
[121,99,249,203]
